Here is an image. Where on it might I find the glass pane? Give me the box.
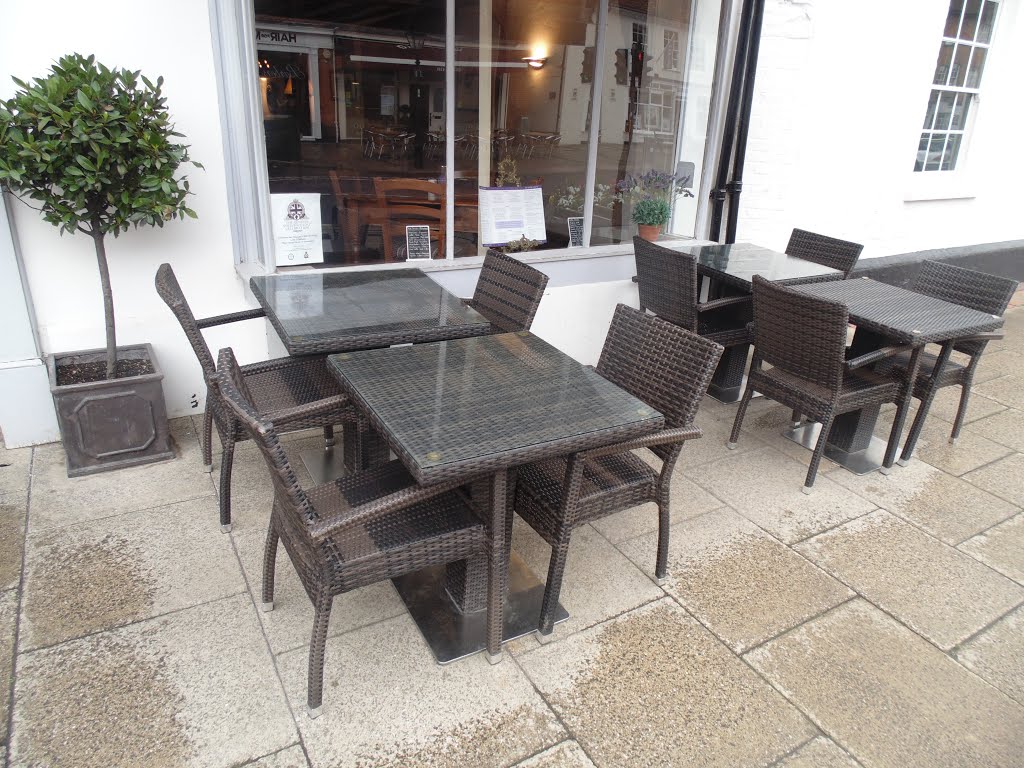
[951,93,972,129]
[914,134,929,172]
[941,134,962,170]
[978,0,997,43]
[951,44,971,86]
[933,42,954,85]
[257,51,313,138]
[926,134,947,171]
[944,0,964,37]
[923,91,939,129]
[966,47,987,87]
[960,0,982,40]
[934,91,956,130]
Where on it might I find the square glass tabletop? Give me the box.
[249,269,492,355]
[676,242,842,290]
[329,332,664,483]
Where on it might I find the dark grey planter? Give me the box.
[46,343,175,477]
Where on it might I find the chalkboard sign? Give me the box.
[405,225,432,260]
[568,217,584,247]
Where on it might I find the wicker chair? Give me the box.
[886,261,1017,462]
[633,236,753,349]
[156,263,358,532]
[727,276,915,492]
[785,228,864,278]
[513,304,724,639]
[468,250,550,332]
[215,347,504,717]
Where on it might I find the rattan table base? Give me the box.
[708,343,752,403]
[783,421,890,475]
[392,551,569,664]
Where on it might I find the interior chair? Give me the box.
[468,250,550,332]
[512,304,724,639]
[156,263,356,531]
[372,177,445,261]
[886,260,1017,462]
[727,275,915,492]
[215,348,504,718]
[785,228,864,278]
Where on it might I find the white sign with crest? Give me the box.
[270,193,324,266]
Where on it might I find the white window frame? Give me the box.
[664,29,680,71]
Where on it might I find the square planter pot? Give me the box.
[46,343,175,477]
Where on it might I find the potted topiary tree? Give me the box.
[0,53,201,476]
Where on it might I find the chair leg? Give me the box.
[323,425,335,448]
[261,521,279,611]
[202,402,214,473]
[537,532,572,641]
[886,388,919,471]
[487,471,508,665]
[307,591,333,718]
[949,381,973,443]
[899,387,937,465]
[219,436,235,532]
[803,414,835,493]
[655,500,671,584]
[790,408,802,428]
[727,385,756,448]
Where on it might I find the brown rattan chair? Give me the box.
[156,263,357,532]
[727,275,915,492]
[467,250,550,332]
[512,304,724,639]
[785,228,864,279]
[633,236,753,349]
[886,260,1017,462]
[215,347,504,717]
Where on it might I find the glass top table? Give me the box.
[249,268,492,356]
[676,242,843,290]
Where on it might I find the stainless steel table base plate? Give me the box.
[783,422,889,476]
[300,447,349,486]
[393,551,569,664]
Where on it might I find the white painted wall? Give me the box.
[0,0,269,426]
[737,0,1024,257]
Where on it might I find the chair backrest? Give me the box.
[751,275,848,393]
[471,250,550,332]
[372,177,445,261]
[155,263,216,380]
[913,260,1019,356]
[597,304,724,437]
[633,236,699,331]
[786,228,864,278]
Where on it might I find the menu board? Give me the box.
[478,186,547,247]
[568,217,584,247]
[270,193,325,266]
[405,225,432,260]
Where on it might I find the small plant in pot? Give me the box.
[615,170,693,241]
[0,53,201,476]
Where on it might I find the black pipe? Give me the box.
[709,0,756,242]
[725,0,765,244]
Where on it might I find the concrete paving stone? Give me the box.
[233,527,406,655]
[958,513,1024,584]
[795,510,1024,650]
[511,517,664,640]
[9,593,297,768]
[974,374,1024,410]
[242,745,311,768]
[829,459,1018,545]
[774,737,862,768]
[0,494,26,591]
[0,589,17,747]
[19,496,247,651]
[746,599,1024,768]
[28,420,216,533]
[686,447,876,544]
[925,386,1005,425]
[0,440,32,497]
[954,604,1024,705]
[964,452,1024,506]
[513,741,597,768]
[518,599,815,768]
[681,410,767,468]
[898,413,1012,476]
[966,407,1024,452]
[971,349,1024,384]
[277,613,565,768]
[617,507,853,652]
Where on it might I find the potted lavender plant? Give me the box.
[615,170,693,241]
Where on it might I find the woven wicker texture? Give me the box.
[249,269,492,355]
[674,241,844,291]
[216,348,504,714]
[730,276,912,490]
[513,304,723,635]
[785,228,864,278]
[156,263,356,529]
[470,250,550,332]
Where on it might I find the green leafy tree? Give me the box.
[0,53,201,379]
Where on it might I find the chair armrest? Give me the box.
[264,395,352,428]
[697,295,752,313]
[845,344,916,371]
[581,425,703,460]
[955,331,1005,343]
[196,308,266,329]
[239,356,316,376]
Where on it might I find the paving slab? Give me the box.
[0,589,17,747]
[686,447,876,544]
[898,414,1012,476]
[963,452,1024,506]
[972,349,1024,384]
[925,386,1005,425]
[617,507,853,652]
[974,374,1024,410]
[0,494,26,591]
[966,407,1024,452]
[795,510,1024,650]
[954,604,1024,705]
[682,411,767,468]
[829,459,1018,545]
[234,527,406,655]
[242,745,311,768]
[518,599,815,768]
[19,496,246,651]
[276,613,565,768]
[0,440,32,498]
[958,513,1024,584]
[775,737,862,767]
[9,593,297,768]
[746,599,1024,768]
[513,741,596,767]
[28,420,215,533]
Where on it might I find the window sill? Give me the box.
[903,173,977,202]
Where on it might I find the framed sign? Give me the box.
[270,193,324,266]
[478,186,547,246]
[405,225,432,260]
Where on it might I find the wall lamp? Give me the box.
[522,56,548,70]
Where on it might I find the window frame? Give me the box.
[664,29,680,71]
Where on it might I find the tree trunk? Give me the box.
[92,230,117,379]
